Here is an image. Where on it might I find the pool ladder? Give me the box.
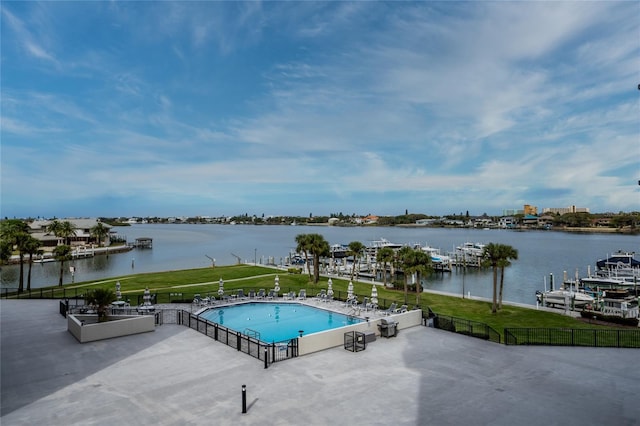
[244,328,261,340]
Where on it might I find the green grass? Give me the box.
[16,265,628,337]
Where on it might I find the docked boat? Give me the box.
[418,244,453,271]
[536,289,595,308]
[451,242,486,266]
[596,251,640,271]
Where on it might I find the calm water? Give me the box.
[199,302,362,342]
[2,224,638,306]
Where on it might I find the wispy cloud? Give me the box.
[1,2,638,218]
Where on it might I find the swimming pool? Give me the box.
[199,302,362,343]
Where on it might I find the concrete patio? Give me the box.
[2,299,639,425]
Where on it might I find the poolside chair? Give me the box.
[248,290,256,299]
[297,289,307,300]
[381,302,398,316]
[256,289,266,299]
[267,289,276,300]
[285,291,296,300]
[236,289,247,300]
[316,289,327,301]
[395,304,408,314]
[344,294,358,307]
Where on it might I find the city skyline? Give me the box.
[2,2,639,219]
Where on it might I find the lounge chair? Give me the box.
[297,289,307,300]
[284,291,296,300]
[344,295,358,306]
[267,289,276,300]
[236,289,247,300]
[381,302,398,315]
[256,289,266,299]
[395,304,408,313]
[248,290,256,299]
[315,289,327,301]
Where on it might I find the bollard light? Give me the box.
[242,384,247,414]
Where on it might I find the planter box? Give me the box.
[68,314,155,343]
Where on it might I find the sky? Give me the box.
[1,1,639,219]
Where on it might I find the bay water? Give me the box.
[2,224,637,306]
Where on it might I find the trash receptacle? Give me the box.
[378,318,397,337]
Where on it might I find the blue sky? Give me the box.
[2,2,639,219]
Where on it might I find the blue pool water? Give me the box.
[199,302,362,342]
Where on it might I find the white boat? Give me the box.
[418,244,453,271]
[536,290,594,308]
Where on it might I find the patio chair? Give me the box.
[285,291,296,300]
[236,289,247,300]
[395,304,408,314]
[297,289,307,300]
[256,289,266,299]
[315,289,327,301]
[344,295,358,306]
[267,289,276,300]
[381,302,398,315]
[248,290,256,299]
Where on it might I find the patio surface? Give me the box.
[1,299,639,425]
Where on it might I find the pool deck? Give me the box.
[2,299,639,425]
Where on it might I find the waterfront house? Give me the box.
[29,218,114,247]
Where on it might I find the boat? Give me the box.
[451,242,486,266]
[596,251,640,271]
[417,244,453,271]
[536,289,595,308]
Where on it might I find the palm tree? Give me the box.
[48,219,77,246]
[295,234,313,281]
[23,235,43,292]
[0,219,30,293]
[497,244,518,310]
[53,245,73,286]
[86,288,116,322]
[308,233,330,284]
[347,241,365,282]
[90,222,109,247]
[482,243,510,313]
[376,246,395,287]
[402,248,432,307]
[396,246,414,304]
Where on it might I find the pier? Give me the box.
[128,237,153,249]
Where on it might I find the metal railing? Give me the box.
[428,313,501,344]
[504,328,640,348]
[177,310,298,366]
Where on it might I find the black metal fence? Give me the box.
[504,328,640,348]
[177,310,298,366]
[430,314,501,344]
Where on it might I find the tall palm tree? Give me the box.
[497,244,518,310]
[53,245,73,286]
[347,241,365,282]
[90,222,109,247]
[295,234,313,281]
[482,243,510,313]
[396,246,414,304]
[402,248,432,307]
[23,235,43,292]
[376,246,395,287]
[0,219,30,293]
[308,233,330,284]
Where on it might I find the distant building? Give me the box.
[29,218,113,247]
[499,216,517,228]
[523,204,538,216]
[543,206,590,215]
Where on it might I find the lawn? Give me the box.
[16,264,625,336]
